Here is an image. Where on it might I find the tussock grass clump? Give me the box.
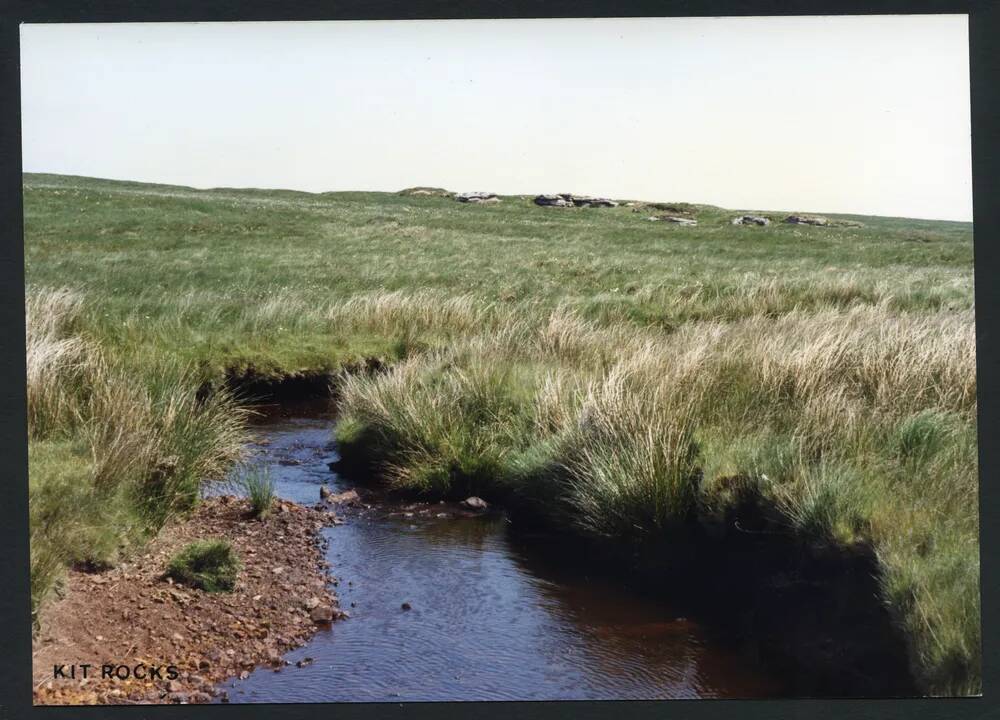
[237,465,275,517]
[26,288,248,619]
[336,299,979,695]
[25,288,88,438]
[165,539,240,592]
[326,291,494,338]
[553,373,703,538]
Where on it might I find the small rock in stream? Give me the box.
[310,605,335,623]
[461,496,489,511]
[323,489,360,506]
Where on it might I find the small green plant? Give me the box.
[165,539,240,592]
[895,409,956,462]
[238,465,275,517]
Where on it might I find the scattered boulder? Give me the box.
[534,194,573,207]
[398,186,451,197]
[651,202,695,213]
[632,202,695,215]
[461,496,489,511]
[324,489,360,506]
[784,214,828,226]
[456,191,500,204]
[731,215,771,226]
[534,193,618,208]
[569,194,618,208]
[648,215,697,226]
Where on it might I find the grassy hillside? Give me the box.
[24,173,971,374]
[23,173,978,695]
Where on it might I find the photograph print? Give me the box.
[22,14,979,704]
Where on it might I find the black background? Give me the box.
[1,2,996,719]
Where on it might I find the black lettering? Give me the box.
[115,665,130,680]
[53,665,67,679]
[79,664,91,679]
[166,666,179,680]
[148,665,163,681]
[101,665,114,679]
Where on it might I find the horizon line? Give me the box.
[21,171,974,225]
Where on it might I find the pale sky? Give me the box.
[21,16,972,221]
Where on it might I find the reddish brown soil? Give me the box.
[32,495,341,705]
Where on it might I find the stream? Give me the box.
[215,409,782,702]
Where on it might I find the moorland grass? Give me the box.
[165,539,240,592]
[236,465,275,518]
[23,173,978,694]
[26,285,247,621]
[333,304,978,694]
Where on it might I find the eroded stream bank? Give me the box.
[221,410,779,700]
[217,404,914,702]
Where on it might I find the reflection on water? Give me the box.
[216,416,781,702]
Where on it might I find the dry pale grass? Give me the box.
[334,291,979,695]
[25,288,88,438]
[325,290,499,337]
[26,288,248,618]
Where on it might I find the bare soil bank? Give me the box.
[32,496,340,705]
[217,363,382,407]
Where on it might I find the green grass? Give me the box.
[236,465,275,518]
[23,173,972,378]
[165,539,240,592]
[25,284,247,623]
[333,308,979,694]
[23,172,978,695]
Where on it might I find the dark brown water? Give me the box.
[215,414,782,702]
